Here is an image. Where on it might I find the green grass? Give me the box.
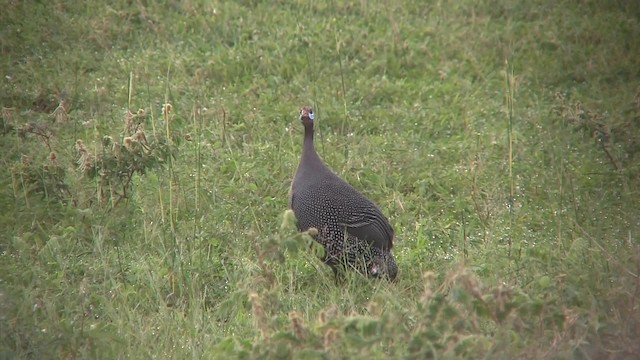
[1,0,639,358]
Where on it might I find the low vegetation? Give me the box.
[1,0,639,358]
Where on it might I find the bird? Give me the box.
[289,106,398,281]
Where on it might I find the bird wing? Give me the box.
[340,208,394,251]
[319,178,394,251]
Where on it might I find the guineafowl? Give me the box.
[289,106,398,281]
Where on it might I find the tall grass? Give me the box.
[1,0,639,358]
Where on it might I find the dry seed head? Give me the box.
[306,227,319,237]
[77,151,92,173]
[366,301,380,316]
[49,152,56,162]
[102,135,113,147]
[248,291,262,315]
[162,103,172,115]
[317,305,337,325]
[111,141,121,154]
[281,209,297,230]
[123,136,134,149]
[423,271,435,282]
[124,110,135,132]
[323,328,338,349]
[248,292,267,338]
[288,311,305,340]
[21,154,30,166]
[493,285,511,312]
[75,140,86,153]
[75,140,92,172]
[421,271,436,303]
[2,107,15,121]
[451,268,482,300]
[51,100,68,122]
[78,155,91,172]
[136,108,146,117]
[132,127,147,144]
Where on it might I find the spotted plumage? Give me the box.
[289,106,397,280]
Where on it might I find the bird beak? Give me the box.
[299,108,308,119]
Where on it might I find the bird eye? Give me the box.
[308,111,314,120]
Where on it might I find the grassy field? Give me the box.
[1,0,639,358]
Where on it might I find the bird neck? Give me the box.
[302,121,318,160]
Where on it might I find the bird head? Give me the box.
[369,251,398,281]
[299,106,314,123]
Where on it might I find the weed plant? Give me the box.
[1,0,639,358]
